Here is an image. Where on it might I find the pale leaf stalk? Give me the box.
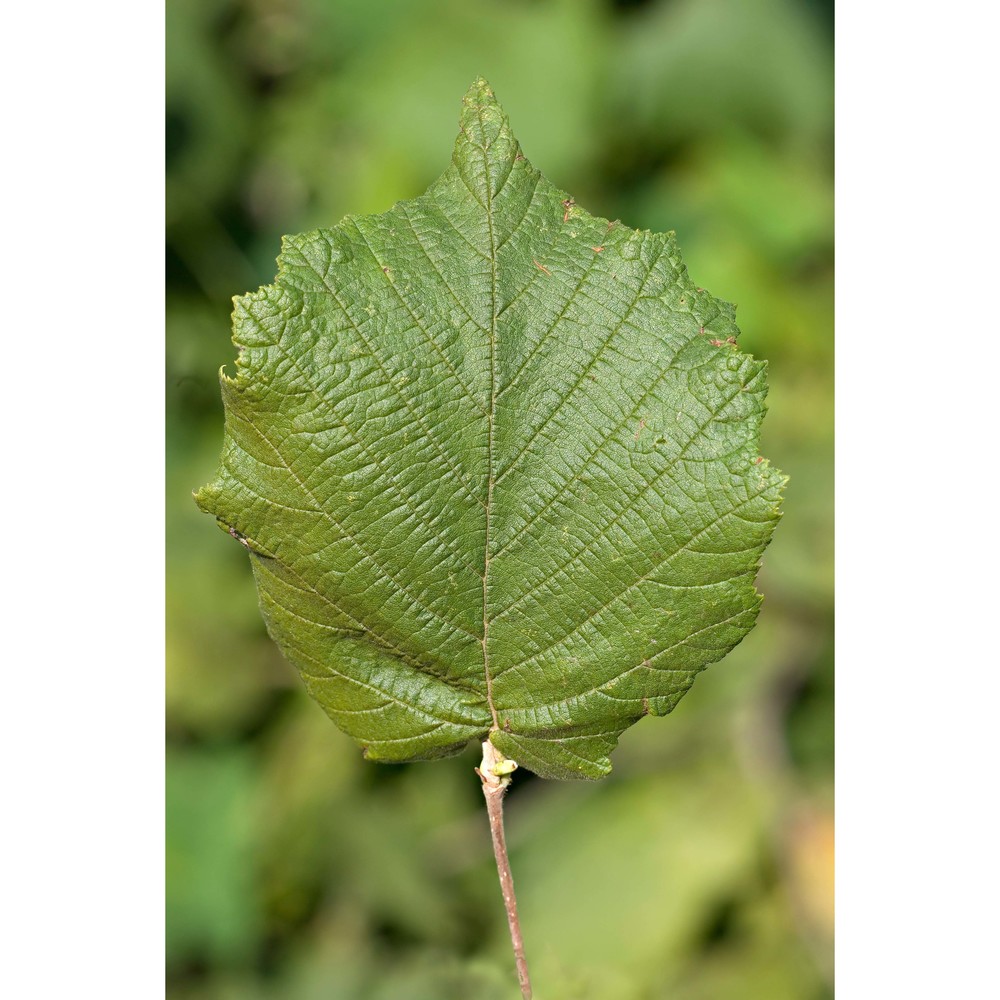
[478,740,532,1000]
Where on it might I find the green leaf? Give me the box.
[195,79,784,780]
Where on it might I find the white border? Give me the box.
[837,1,998,994]
[2,3,164,994]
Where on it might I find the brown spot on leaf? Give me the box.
[228,526,252,550]
[533,259,552,276]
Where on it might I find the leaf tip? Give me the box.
[459,76,508,134]
[466,75,497,101]
[453,78,522,197]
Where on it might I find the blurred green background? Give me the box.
[166,1,833,997]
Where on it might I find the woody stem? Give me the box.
[479,740,532,1000]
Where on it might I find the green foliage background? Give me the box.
[167,1,833,997]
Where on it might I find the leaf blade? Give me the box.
[196,78,784,778]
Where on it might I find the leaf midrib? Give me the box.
[478,100,501,733]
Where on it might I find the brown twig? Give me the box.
[477,740,532,999]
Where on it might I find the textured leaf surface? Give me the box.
[195,80,784,780]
